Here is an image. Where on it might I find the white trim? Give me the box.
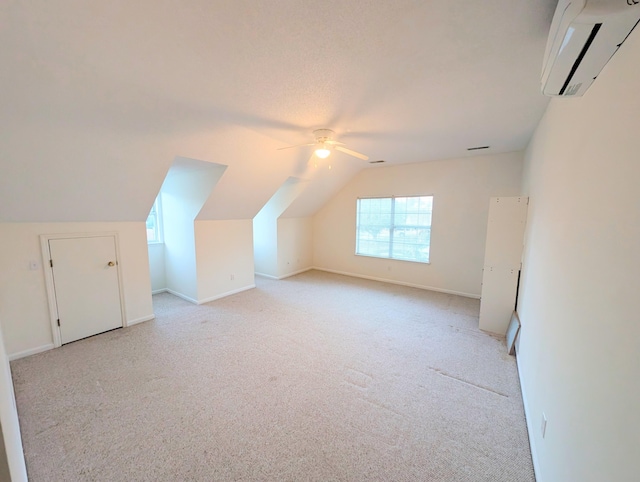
[516,357,541,481]
[40,236,62,347]
[166,286,256,305]
[8,344,55,361]
[197,284,256,305]
[152,288,168,295]
[146,197,164,244]
[277,267,313,280]
[254,272,278,280]
[356,195,434,265]
[127,314,155,326]
[255,268,313,281]
[0,327,29,481]
[165,289,199,304]
[311,267,481,299]
[355,253,431,265]
[40,232,127,346]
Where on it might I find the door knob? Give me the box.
[108,261,115,267]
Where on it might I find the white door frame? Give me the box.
[40,232,128,348]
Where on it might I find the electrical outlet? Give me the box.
[541,412,547,438]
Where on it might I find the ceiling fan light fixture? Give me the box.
[278,128,368,163]
[315,146,331,159]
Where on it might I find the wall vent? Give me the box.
[467,146,490,151]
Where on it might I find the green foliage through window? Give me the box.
[146,198,162,243]
[356,196,432,263]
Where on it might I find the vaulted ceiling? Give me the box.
[0,0,557,222]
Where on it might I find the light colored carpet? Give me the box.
[11,270,534,481]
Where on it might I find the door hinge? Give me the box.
[57,319,60,327]
[50,259,53,268]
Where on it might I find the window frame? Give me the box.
[355,194,433,264]
[146,197,163,245]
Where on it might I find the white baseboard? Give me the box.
[165,289,199,304]
[516,356,541,481]
[127,314,155,326]
[152,288,168,295]
[197,284,256,304]
[254,272,278,280]
[255,267,313,281]
[312,267,481,299]
[278,267,313,280]
[9,344,55,361]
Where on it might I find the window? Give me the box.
[146,198,163,244]
[356,195,433,263]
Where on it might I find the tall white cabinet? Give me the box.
[479,197,528,334]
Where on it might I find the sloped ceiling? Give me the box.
[0,0,556,222]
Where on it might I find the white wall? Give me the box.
[277,217,313,278]
[160,158,226,302]
[313,152,524,297]
[195,220,255,303]
[517,31,640,482]
[253,212,277,277]
[0,222,153,358]
[0,323,28,481]
[253,177,308,278]
[161,190,198,300]
[147,243,166,293]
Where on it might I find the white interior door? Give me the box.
[49,236,123,344]
[479,197,528,335]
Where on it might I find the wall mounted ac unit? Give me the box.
[541,0,640,97]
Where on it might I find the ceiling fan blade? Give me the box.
[335,145,369,161]
[277,142,315,151]
[325,140,345,146]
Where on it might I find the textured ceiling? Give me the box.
[0,0,557,222]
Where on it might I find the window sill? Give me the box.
[355,253,430,265]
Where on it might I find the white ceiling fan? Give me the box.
[278,129,369,167]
